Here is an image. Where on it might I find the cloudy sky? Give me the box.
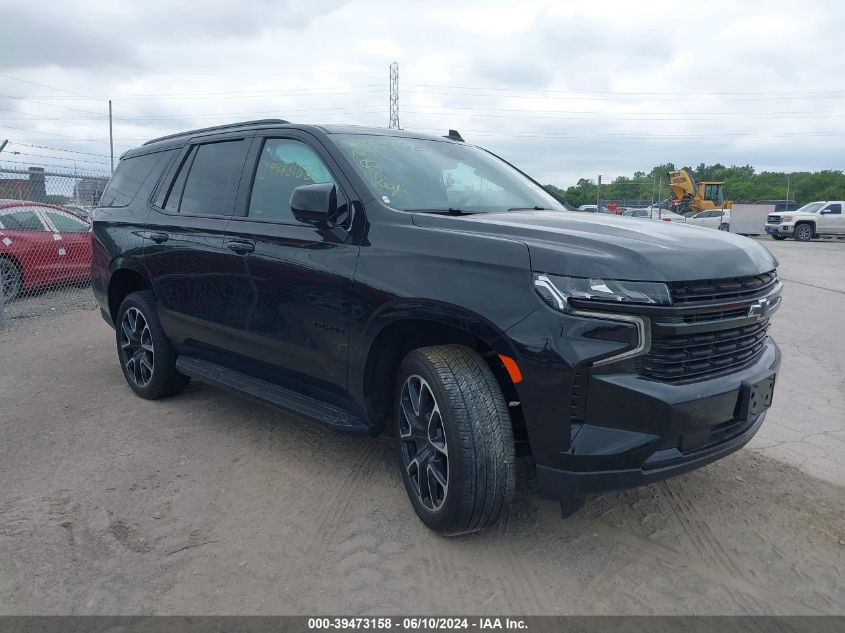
[1,0,843,187]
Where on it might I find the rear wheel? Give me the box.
[116,290,189,399]
[718,223,730,231]
[0,258,22,302]
[394,345,515,535]
[794,223,814,241]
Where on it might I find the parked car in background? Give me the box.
[63,205,93,220]
[765,201,845,241]
[622,208,651,218]
[755,200,799,213]
[686,209,731,231]
[637,208,688,223]
[0,201,92,301]
[577,204,609,213]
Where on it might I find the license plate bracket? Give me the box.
[736,372,776,420]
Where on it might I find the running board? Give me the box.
[175,356,369,434]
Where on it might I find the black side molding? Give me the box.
[175,356,368,434]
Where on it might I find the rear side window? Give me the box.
[0,210,44,231]
[99,152,163,207]
[174,140,249,215]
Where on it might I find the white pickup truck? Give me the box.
[765,201,845,241]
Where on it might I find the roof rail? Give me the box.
[142,119,290,146]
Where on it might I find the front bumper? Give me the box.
[536,411,766,500]
[765,223,794,235]
[504,303,781,502]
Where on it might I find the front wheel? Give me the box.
[395,345,515,535]
[794,223,814,241]
[115,290,189,400]
[0,258,22,302]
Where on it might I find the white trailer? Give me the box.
[729,204,775,236]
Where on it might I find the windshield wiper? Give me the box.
[507,206,551,212]
[406,208,471,215]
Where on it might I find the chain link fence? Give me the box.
[0,163,109,328]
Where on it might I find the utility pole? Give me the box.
[785,174,791,205]
[596,175,602,212]
[389,62,399,129]
[109,100,114,176]
[651,173,657,206]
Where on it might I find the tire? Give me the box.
[115,290,189,400]
[718,223,730,232]
[794,223,814,242]
[0,258,22,302]
[394,344,515,535]
[771,235,787,241]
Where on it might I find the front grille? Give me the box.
[768,214,781,223]
[640,319,770,382]
[668,270,778,304]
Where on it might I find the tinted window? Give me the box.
[248,139,338,222]
[46,212,89,233]
[0,209,44,231]
[178,140,248,215]
[100,152,163,207]
[824,203,842,214]
[164,147,196,213]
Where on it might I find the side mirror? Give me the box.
[290,183,337,225]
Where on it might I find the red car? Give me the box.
[0,201,92,302]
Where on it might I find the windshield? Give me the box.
[794,202,824,214]
[333,134,564,212]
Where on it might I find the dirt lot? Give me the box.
[0,238,843,615]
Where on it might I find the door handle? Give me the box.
[149,231,169,244]
[227,239,255,254]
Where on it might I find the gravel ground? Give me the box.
[0,238,843,615]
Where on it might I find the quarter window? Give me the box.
[100,152,164,207]
[247,139,338,222]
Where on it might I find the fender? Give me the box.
[349,298,527,426]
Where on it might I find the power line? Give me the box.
[0,157,109,174]
[3,151,110,166]
[405,83,845,97]
[7,142,113,158]
[403,88,845,102]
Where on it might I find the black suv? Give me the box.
[92,120,781,534]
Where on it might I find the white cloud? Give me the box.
[0,0,843,184]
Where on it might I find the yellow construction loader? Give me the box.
[667,169,733,215]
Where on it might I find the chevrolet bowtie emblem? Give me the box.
[748,298,771,319]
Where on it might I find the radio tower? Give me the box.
[389,61,400,129]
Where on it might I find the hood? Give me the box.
[412,210,777,282]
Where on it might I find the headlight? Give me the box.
[534,273,671,311]
[781,215,793,222]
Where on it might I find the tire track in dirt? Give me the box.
[307,441,382,553]
[594,520,828,616]
[658,480,811,624]
[480,497,556,621]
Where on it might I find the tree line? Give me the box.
[545,163,845,208]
